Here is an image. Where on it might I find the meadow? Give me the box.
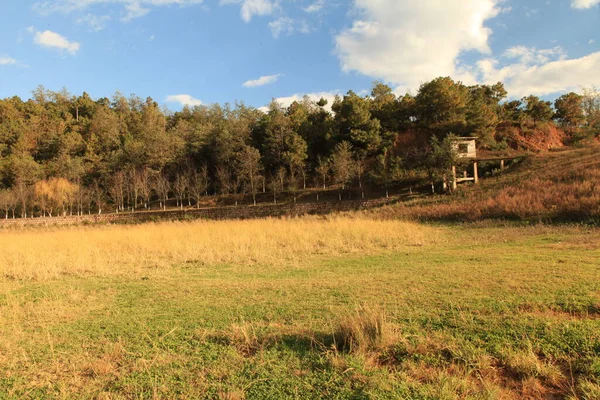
[0,216,599,399]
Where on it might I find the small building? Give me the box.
[452,137,477,159]
[450,137,478,190]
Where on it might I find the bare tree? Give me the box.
[189,165,209,209]
[14,176,30,218]
[276,167,286,195]
[330,141,355,190]
[127,168,139,210]
[298,163,308,190]
[137,168,152,209]
[154,173,171,211]
[91,180,105,214]
[268,174,280,204]
[81,187,93,215]
[0,190,15,219]
[315,156,329,189]
[355,156,367,189]
[216,166,233,195]
[107,172,125,213]
[173,174,189,209]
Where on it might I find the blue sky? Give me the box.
[0,0,599,110]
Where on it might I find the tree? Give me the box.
[37,177,79,217]
[330,141,354,190]
[215,165,234,195]
[261,102,308,178]
[189,165,209,208]
[315,156,330,189]
[501,100,524,125]
[136,168,152,209]
[554,92,585,131]
[154,173,171,210]
[108,171,125,211]
[0,189,15,219]
[268,173,282,204]
[581,87,600,136]
[370,82,401,146]
[466,83,506,144]
[173,173,188,209]
[90,180,105,214]
[34,180,52,216]
[6,153,40,218]
[374,148,402,197]
[523,96,553,127]
[415,77,469,132]
[425,135,459,192]
[237,146,263,206]
[332,91,382,158]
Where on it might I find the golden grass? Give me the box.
[0,216,436,281]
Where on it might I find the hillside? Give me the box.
[379,145,600,223]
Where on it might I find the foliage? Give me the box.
[0,80,592,217]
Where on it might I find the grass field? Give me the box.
[1,217,599,399]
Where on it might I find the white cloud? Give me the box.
[243,73,282,88]
[477,50,600,97]
[33,0,205,21]
[76,14,111,31]
[165,94,203,107]
[503,45,566,65]
[269,17,294,38]
[335,0,501,93]
[0,57,17,65]
[571,0,600,9]
[32,29,80,55]
[122,3,150,21]
[590,39,596,44]
[262,91,340,113]
[303,0,324,13]
[219,0,275,22]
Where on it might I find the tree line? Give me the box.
[0,78,598,218]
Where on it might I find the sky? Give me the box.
[0,0,599,111]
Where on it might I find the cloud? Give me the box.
[269,17,294,38]
[335,0,500,93]
[165,94,203,107]
[476,49,600,97]
[32,29,80,54]
[243,73,282,88]
[571,0,600,9]
[33,0,205,21]
[122,3,150,21]
[0,57,17,65]
[503,45,566,65]
[261,91,341,113]
[219,0,275,22]
[303,0,324,13]
[76,14,111,31]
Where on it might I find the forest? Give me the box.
[0,77,598,218]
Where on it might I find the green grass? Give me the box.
[1,224,600,399]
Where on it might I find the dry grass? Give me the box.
[380,146,600,222]
[332,306,392,355]
[0,216,435,281]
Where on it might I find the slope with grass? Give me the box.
[381,146,600,223]
[0,218,599,399]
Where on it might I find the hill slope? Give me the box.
[381,146,600,223]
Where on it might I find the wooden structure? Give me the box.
[451,137,478,190]
[450,137,526,190]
